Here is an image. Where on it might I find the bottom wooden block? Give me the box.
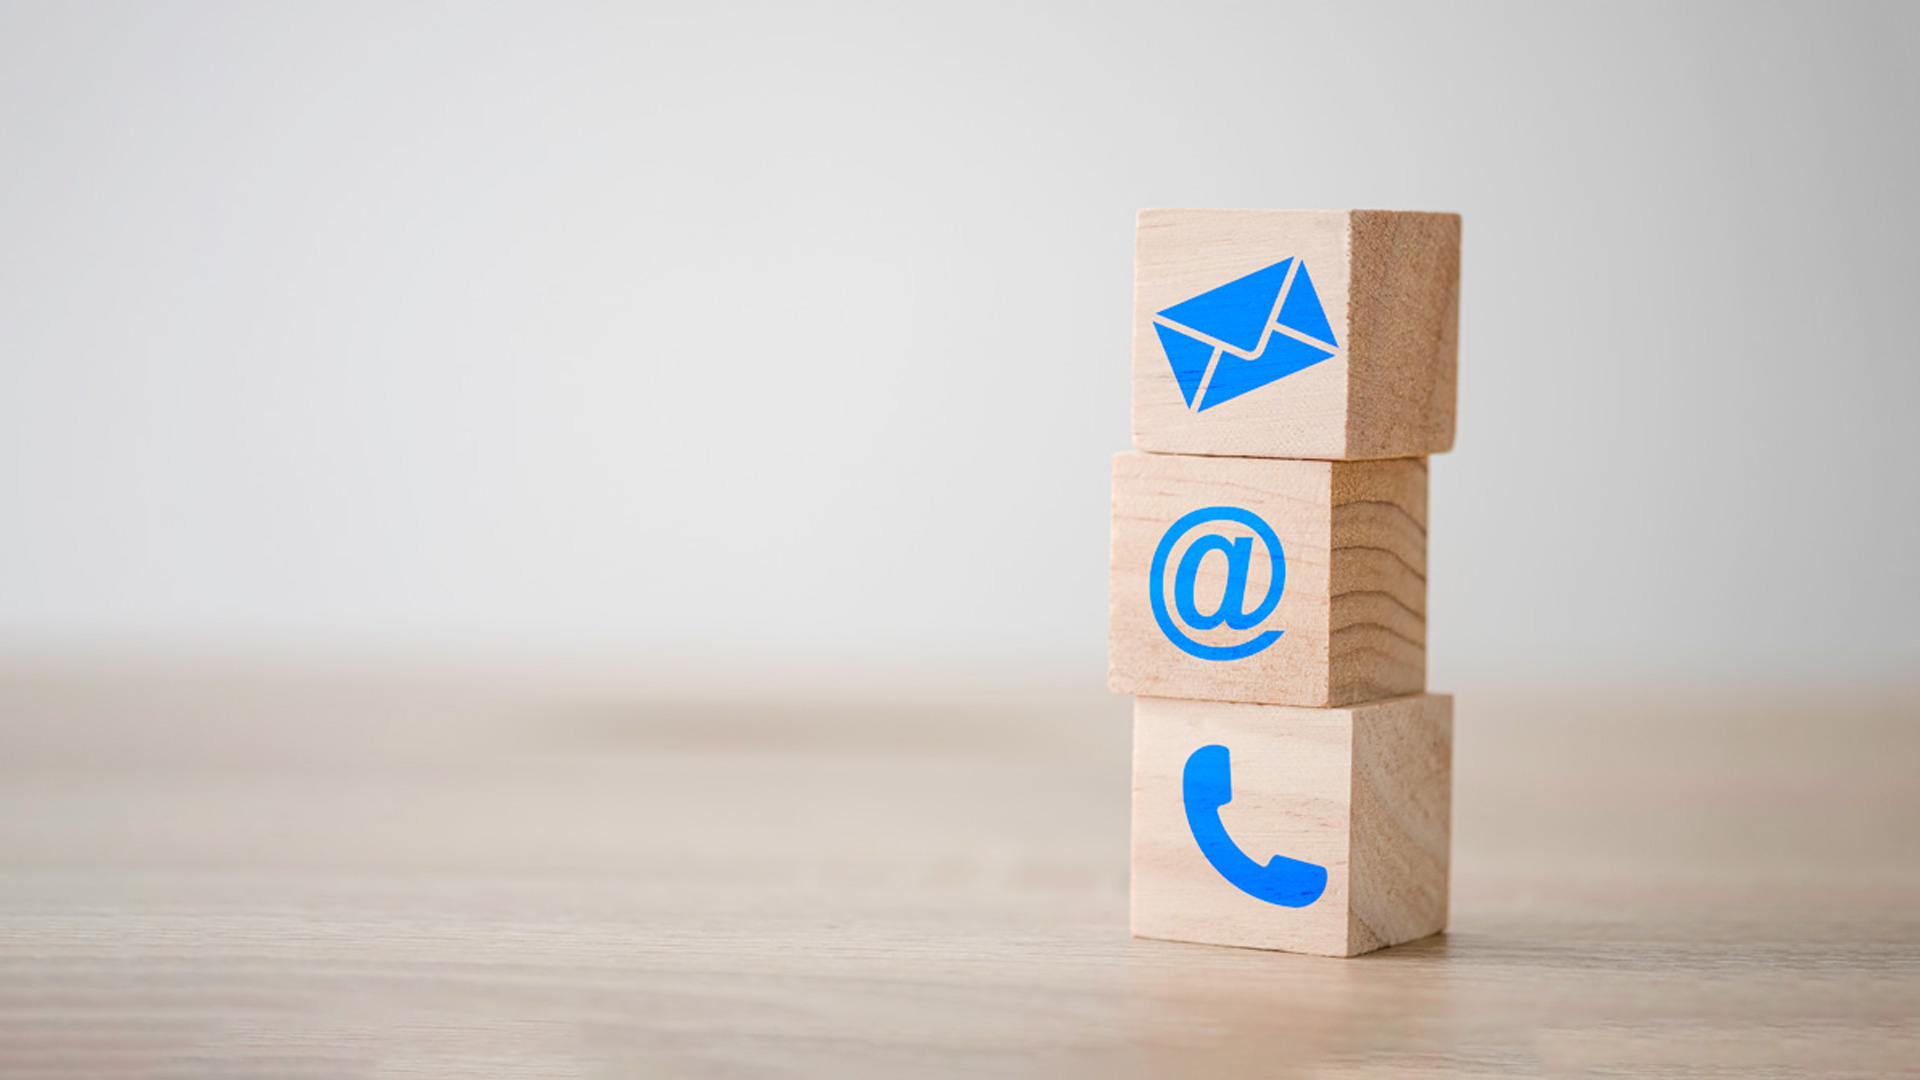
[1130,692,1451,957]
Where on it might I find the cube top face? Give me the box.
[1130,693,1451,957]
[1109,452,1427,708]
[1132,208,1460,461]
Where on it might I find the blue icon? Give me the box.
[1153,257,1339,412]
[1184,744,1327,907]
[1150,507,1284,661]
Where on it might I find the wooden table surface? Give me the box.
[1,663,1915,1077]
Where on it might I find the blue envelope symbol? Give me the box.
[1152,258,1340,411]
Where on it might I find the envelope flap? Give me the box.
[1153,322,1217,408]
[1276,262,1338,347]
[1156,258,1292,353]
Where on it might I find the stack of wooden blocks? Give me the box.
[1111,209,1461,957]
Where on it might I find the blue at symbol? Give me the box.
[1150,507,1285,661]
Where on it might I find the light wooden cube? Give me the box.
[1131,693,1451,957]
[1133,208,1459,460]
[1108,451,1425,708]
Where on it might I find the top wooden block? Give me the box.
[1133,209,1460,461]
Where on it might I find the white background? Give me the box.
[2,1,1915,686]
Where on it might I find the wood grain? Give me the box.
[1346,210,1461,459]
[1131,694,1450,957]
[1347,692,1451,954]
[1109,452,1427,707]
[0,663,1915,1077]
[1131,208,1459,461]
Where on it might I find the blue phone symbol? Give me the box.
[1183,744,1328,907]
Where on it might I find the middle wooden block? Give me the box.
[1109,451,1426,708]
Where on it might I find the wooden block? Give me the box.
[1131,693,1451,957]
[1133,208,1459,460]
[1108,451,1425,708]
